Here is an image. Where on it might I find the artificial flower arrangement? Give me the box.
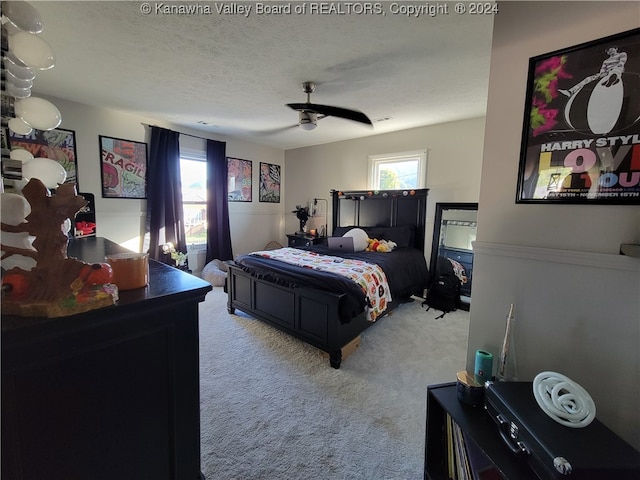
[366,238,397,252]
[162,242,187,267]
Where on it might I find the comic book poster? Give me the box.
[227,157,252,202]
[517,28,640,204]
[8,128,78,187]
[99,136,147,199]
[259,162,281,203]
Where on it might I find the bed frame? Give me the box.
[226,188,429,368]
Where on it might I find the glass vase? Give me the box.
[497,303,518,382]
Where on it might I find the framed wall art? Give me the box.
[8,127,78,188]
[516,28,640,204]
[99,135,148,199]
[227,157,252,202]
[259,162,281,203]
[1,127,9,150]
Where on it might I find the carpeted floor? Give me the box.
[198,287,470,480]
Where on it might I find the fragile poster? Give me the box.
[100,136,147,199]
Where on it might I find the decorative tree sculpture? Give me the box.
[1,179,117,317]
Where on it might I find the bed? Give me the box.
[226,188,430,368]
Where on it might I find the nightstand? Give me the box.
[286,234,327,247]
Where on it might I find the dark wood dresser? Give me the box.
[2,237,212,480]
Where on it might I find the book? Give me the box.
[446,413,456,479]
[452,420,472,480]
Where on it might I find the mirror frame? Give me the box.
[430,202,478,310]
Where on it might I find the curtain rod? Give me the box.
[141,123,211,140]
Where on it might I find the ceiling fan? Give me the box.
[286,81,373,131]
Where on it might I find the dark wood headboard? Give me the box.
[330,189,429,251]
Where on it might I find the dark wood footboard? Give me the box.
[226,263,375,368]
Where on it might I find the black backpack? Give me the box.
[423,257,462,318]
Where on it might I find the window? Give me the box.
[179,138,207,246]
[368,150,427,190]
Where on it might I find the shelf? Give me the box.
[425,382,538,480]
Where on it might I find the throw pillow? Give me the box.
[343,228,369,252]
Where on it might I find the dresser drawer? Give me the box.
[442,248,473,266]
[287,235,327,248]
[289,236,312,247]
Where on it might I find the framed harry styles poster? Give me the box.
[516,28,640,204]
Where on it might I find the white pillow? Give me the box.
[343,228,369,252]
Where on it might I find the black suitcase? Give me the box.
[484,381,640,480]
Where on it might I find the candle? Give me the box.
[309,229,316,236]
[105,252,149,290]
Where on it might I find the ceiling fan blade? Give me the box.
[286,103,372,125]
[255,124,299,135]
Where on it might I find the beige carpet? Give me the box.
[198,287,470,479]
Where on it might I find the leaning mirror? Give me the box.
[430,202,478,310]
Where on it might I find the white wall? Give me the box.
[284,117,486,261]
[44,96,284,255]
[469,1,640,449]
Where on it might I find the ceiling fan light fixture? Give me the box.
[299,111,317,131]
[286,81,372,130]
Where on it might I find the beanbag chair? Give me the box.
[202,259,229,287]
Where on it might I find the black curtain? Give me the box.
[205,138,233,262]
[146,127,186,260]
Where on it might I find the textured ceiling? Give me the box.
[29,1,495,150]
